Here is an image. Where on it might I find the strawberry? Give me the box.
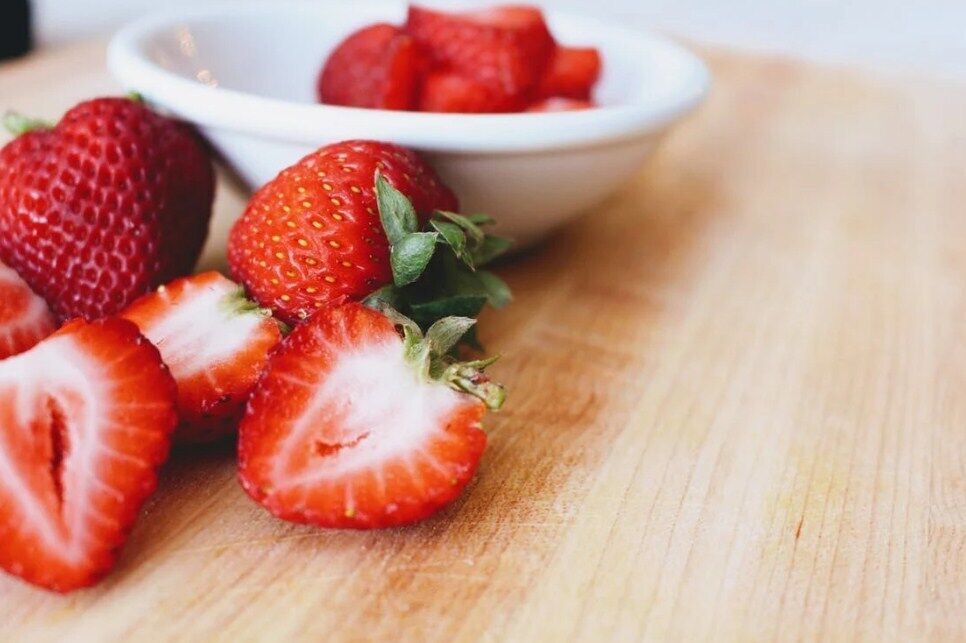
[229,140,460,325]
[419,71,523,113]
[526,97,596,112]
[121,272,284,443]
[318,23,426,110]
[238,303,504,529]
[405,5,555,98]
[0,97,215,322]
[535,46,602,100]
[0,317,177,592]
[0,259,55,359]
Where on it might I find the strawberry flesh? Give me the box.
[536,46,602,100]
[526,97,596,112]
[419,71,523,113]
[318,24,426,110]
[0,317,177,592]
[122,271,282,442]
[0,260,55,359]
[238,303,487,529]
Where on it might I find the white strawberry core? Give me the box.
[276,336,467,487]
[0,335,109,561]
[139,281,264,379]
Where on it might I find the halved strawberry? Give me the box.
[0,260,56,359]
[0,317,177,592]
[238,303,504,529]
[406,5,555,98]
[526,97,596,112]
[121,271,283,442]
[317,23,426,110]
[419,71,523,113]
[535,46,602,100]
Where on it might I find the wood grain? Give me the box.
[0,41,964,642]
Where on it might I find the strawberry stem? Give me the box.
[444,363,506,410]
[2,111,53,136]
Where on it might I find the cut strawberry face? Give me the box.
[0,260,55,359]
[122,272,283,442]
[419,71,523,113]
[536,46,602,100]
[238,303,504,529]
[318,23,426,110]
[406,4,555,98]
[0,318,177,592]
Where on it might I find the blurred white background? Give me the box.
[32,0,966,80]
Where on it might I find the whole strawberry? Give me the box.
[0,97,215,321]
[229,140,454,324]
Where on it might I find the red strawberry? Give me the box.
[526,97,596,112]
[406,4,555,98]
[228,140,457,325]
[535,46,602,100]
[419,71,523,113]
[318,23,426,110]
[238,303,504,529]
[0,260,55,359]
[121,272,283,442]
[0,317,177,592]
[0,97,215,322]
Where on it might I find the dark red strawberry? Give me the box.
[0,317,177,592]
[227,140,458,325]
[535,46,602,100]
[526,97,596,112]
[121,272,283,442]
[0,97,215,322]
[406,5,555,98]
[0,259,55,359]
[318,23,426,110]
[238,303,504,529]
[419,71,523,113]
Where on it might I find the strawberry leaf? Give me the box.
[376,172,417,244]
[3,111,53,137]
[476,270,512,308]
[435,210,485,246]
[430,220,474,269]
[391,232,439,286]
[363,284,404,311]
[426,316,477,356]
[409,295,488,326]
[473,235,513,266]
[466,213,496,226]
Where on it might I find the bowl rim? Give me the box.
[107,0,711,154]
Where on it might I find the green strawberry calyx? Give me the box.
[364,171,514,348]
[2,111,53,137]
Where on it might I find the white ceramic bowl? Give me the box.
[108,1,709,245]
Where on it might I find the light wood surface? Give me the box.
[1,41,964,642]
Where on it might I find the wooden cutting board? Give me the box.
[1,41,964,642]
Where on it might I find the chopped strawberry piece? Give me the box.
[0,260,55,359]
[238,304,500,529]
[406,4,555,98]
[419,71,523,113]
[122,272,283,442]
[536,46,602,100]
[318,23,426,110]
[526,97,596,112]
[0,318,177,592]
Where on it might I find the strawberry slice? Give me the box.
[0,260,56,359]
[419,71,523,113]
[238,303,504,529]
[526,97,596,112]
[535,46,602,100]
[318,23,426,110]
[0,318,177,592]
[406,4,555,98]
[122,272,283,442]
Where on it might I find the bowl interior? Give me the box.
[139,2,699,111]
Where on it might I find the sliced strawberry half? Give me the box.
[535,46,602,100]
[419,71,523,113]
[406,5,555,98]
[238,303,504,529]
[122,271,283,442]
[317,23,426,110]
[0,318,177,592]
[0,260,56,359]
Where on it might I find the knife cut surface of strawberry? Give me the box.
[121,271,283,442]
[238,303,504,529]
[0,259,56,359]
[0,317,177,592]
